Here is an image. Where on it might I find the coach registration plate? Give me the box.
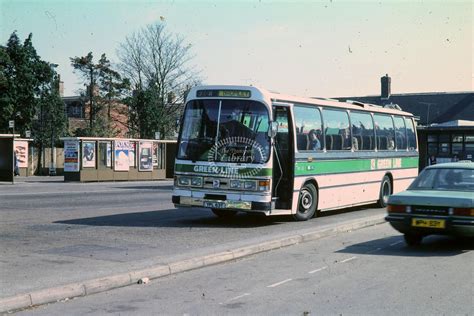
[203,201,226,209]
[411,218,445,229]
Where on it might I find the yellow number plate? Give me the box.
[411,218,445,229]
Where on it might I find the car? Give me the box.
[385,161,474,246]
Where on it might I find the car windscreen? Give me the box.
[408,168,474,192]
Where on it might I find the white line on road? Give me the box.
[390,241,403,246]
[228,293,251,302]
[267,278,292,288]
[366,247,382,254]
[340,256,357,263]
[219,293,251,305]
[308,266,328,274]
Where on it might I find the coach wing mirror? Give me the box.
[268,121,279,138]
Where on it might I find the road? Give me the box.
[1,178,383,299]
[19,222,474,315]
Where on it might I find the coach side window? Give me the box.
[294,105,324,151]
[393,116,407,150]
[374,114,395,150]
[404,117,417,151]
[323,109,351,150]
[350,111,375,150]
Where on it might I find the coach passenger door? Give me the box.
[272,105,294,209]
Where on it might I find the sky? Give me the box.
[1,0,472,98]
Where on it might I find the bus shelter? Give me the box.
[61,137,176,182]
[0,135,32,182]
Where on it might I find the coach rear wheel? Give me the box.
[377,175,392,208]
[294,183,318,221]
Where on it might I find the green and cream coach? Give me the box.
[172,85,419,220]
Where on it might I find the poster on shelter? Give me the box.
[64,141,79,172]
[14,141,28,168]
[106,142,112,167]
[139,141,153,172]
[82,141,96,168]
[114,140,130,171]
[152,142,158,167]
[129,142,136,167]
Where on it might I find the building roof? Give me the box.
[335,91,474,126]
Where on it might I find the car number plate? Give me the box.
[411,218,445,229]
[203,201,226,209]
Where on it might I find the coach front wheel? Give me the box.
[294,183,318,221]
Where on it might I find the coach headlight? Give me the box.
[230,179,242,189]
[191,177,203,187]
[178,176,191,186]
[244,180,257,191]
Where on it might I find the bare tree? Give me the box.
[117,23,201,139]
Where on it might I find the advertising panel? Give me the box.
[139,141,153,171]
[106,142,112,167]
[114,140,130,171]
[82,141,96,168]
[14,141,28,168]
[129,142,136,167]
[152,142,158,167]
[64,141,80,172]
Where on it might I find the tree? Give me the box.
[117,23,201,139]
[70,52,128,137]
[0,32,67,173]
[0,32,39,135]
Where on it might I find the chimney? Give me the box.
[381,74,391,100]
[59,81,64,97]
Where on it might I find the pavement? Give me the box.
[0,177,387,313]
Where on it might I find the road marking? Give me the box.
[228,293,251,302]
[340,256,357,263]
[267,278,292,288]
[366,247,382,254]
[390,241,403,246]
[308,266,328,274]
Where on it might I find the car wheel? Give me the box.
[212,209,237,218]
[293,183,317,221]
[404,233,423,246]
[377,175,392,208]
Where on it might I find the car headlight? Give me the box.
[191,177,203,187]
[230,179,242,189]
[244,181,257,191]
[178,176,191,186]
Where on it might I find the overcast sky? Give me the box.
[1,0,472,97]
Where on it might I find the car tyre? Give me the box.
[293,183,318,221]
[404,233,423,246]
[212,209,237,218]
[377,175,391,208]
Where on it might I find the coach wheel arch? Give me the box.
[294,178,320,219]
[378,173,393,208]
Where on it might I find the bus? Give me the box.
[172,85,418,221]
